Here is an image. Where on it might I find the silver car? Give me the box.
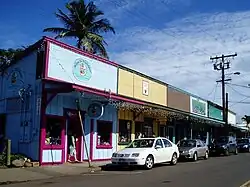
[178,139,209,161]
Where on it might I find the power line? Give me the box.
[227,83,250,89]
[227,84,250,98]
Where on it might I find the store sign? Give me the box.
[208,104,223,121]
[142,80,149,96]
[87,102,104,119]
[228,111,236,125]
[190,96,208,117]
[47,43,118,93]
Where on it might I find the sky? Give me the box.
[1,0,250,122]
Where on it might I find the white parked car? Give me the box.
[111,137,179,169]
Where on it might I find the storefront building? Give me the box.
[117,67,167,150]
[0,37,236,164]
[0,37,144,165]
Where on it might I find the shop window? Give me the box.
[118,120,131,145]
[135,122,153,138]
[45,117,63,146]
[96,121,112,149]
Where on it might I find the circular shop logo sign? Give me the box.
[72,58,92,81]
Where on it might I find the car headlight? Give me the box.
[243,145,248,148]
[222,145,227,149]
[112,153,117,157]
[131,153,140,157]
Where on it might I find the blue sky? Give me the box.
[1,0,250,121]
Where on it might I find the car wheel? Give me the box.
[204,151,209,160]
[193,152,198,162]
[170,153,178,165]
[144,155,154,170]
[234,148,238,155]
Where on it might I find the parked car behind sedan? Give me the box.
[111,137,179,169]
[209,136,238,156]
[237,138,250,152]
[178,139,209,161]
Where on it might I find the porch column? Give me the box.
[131,121,135,140]
[206,131,209,145]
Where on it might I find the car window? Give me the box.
[162,139,172,147]
[199,140,205,147]
[155,139,164,148]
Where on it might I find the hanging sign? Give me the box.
[87,102,104,119]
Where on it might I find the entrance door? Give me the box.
[67,114,83,162]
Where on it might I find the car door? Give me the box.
[196,140,204,157]
[162,138,174,161]
[199,140,206,157]
[154,139,165,163]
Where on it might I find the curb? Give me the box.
[0,166,102,185]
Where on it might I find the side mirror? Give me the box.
[155,145,162,149]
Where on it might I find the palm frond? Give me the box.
[90,18,115,34]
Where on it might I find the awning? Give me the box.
[43,79,145,105]
[189,114,224,127]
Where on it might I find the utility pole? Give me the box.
[210,53,237,135]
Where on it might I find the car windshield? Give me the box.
[179,140,196,147]
[237,139,249,144]
[126,139,155,148]
[214,137,228,144]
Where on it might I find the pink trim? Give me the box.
[96,120,113,149]
[96,145,113,149]
[72,85,144,105]
[42,78,145,105]
[92,158,111,161]
[41,115,66,164]
[43,36,119,67]
[90,119,94,160]
[44,41,50,78]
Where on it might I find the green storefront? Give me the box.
[208,101,223,121]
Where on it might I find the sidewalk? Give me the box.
[0,161,110,184]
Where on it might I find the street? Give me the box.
[4,153,250,187]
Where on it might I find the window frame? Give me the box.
[96,120,113,149]
[155,139,164,148]
[118,119,132,145]
[43,115,66,149]
[162,138,172,148]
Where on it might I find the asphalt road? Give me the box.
[4,153,250,187]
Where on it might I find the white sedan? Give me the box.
[111,137,179,169]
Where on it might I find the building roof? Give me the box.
[0,36,236,115]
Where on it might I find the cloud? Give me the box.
[106,10,250,122]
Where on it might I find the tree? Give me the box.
[242,115,250,125]
[43,0,115,59]
[0,48,24,69]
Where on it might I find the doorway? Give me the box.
[66,110,83,162]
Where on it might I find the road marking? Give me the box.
[240,180,250,187]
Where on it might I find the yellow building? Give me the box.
[117,67,168,150]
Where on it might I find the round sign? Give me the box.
[72,58,92,81]
[87,102,104,119]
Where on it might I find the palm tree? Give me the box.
[242,115,250,134]
[43,0,115,59]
